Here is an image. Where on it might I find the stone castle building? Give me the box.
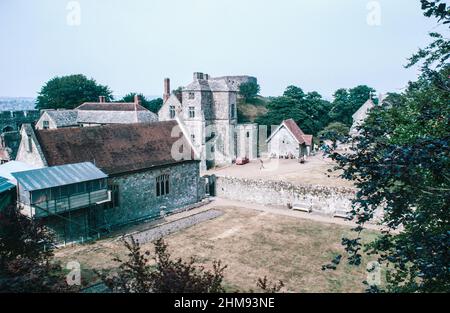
[158,72,258,171]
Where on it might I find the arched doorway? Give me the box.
[2,126,14,133]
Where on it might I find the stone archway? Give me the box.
[2,126,15,133]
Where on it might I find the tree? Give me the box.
[323,1,449,292]
[36,74,113,110]
[0,204,74,292]
[318,122,350,145]
[239,81,261,103]
[329,85,377,126]
[99,237,227,293]
[119,93,163,114]
[256,86,331,135]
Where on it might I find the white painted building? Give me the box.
[266,119,313,159]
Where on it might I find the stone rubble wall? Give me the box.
[215,176,356,216]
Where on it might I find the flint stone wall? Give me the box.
[215,176,356,216]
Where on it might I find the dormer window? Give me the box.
[189,107,195,118]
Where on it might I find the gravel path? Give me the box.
[123,209,223,244]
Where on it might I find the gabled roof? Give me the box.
[352,98,375,120]
[12,162,107,192]
[76,102,148,111]
[266,119,313,146]
[45,110,79,127]
[34,121,197,175]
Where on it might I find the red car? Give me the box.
[235,157,249,165]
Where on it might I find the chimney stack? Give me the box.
[134,94,141,106]
[99,96,106,103]
[163,78,170,102]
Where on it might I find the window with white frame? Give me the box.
[189,107,195,118]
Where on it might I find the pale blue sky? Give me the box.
[0,0,442,98]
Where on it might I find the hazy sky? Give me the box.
[0,0,442,98]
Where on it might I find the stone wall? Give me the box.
[0,110,40,133]
[106,161,204,227]
[215,176,356,216]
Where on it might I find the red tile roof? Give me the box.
[76,102,148,111]
[35,121,197,175]
[283,119,313,145]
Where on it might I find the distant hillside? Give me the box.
[237,96,268,123]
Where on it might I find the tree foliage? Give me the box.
[36,74,113,110]
[99,237,227,293]
[256,86,332,135]
[0,204,74,292]
[323,2,450,290]
[318,122,350,144]
[119,93,163,114]
[328,85,377,126]
[239,81,261,103]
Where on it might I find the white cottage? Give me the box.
[350,98,376,136]
[266,119,313,159]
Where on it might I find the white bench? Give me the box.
[333,209,350,219]
[292,205,312,213]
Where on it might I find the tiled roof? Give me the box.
[283,119,307,144]
[266,119,313,146]
[35,121,197,175]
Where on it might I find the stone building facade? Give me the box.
[267,119,313,159]
[16,121,204,242]
[0,110,40,162]
[159,73,258,170]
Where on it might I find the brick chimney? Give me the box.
[163,78,170,102]
[99,96,106,103]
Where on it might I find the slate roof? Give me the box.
[76,110,157,124]
[12,162,107,192]
[35,121,197,175]
[45,110,79,127]
[76,102,149,111]
[43,103,158,127]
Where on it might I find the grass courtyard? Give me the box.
[55,205,379,293]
